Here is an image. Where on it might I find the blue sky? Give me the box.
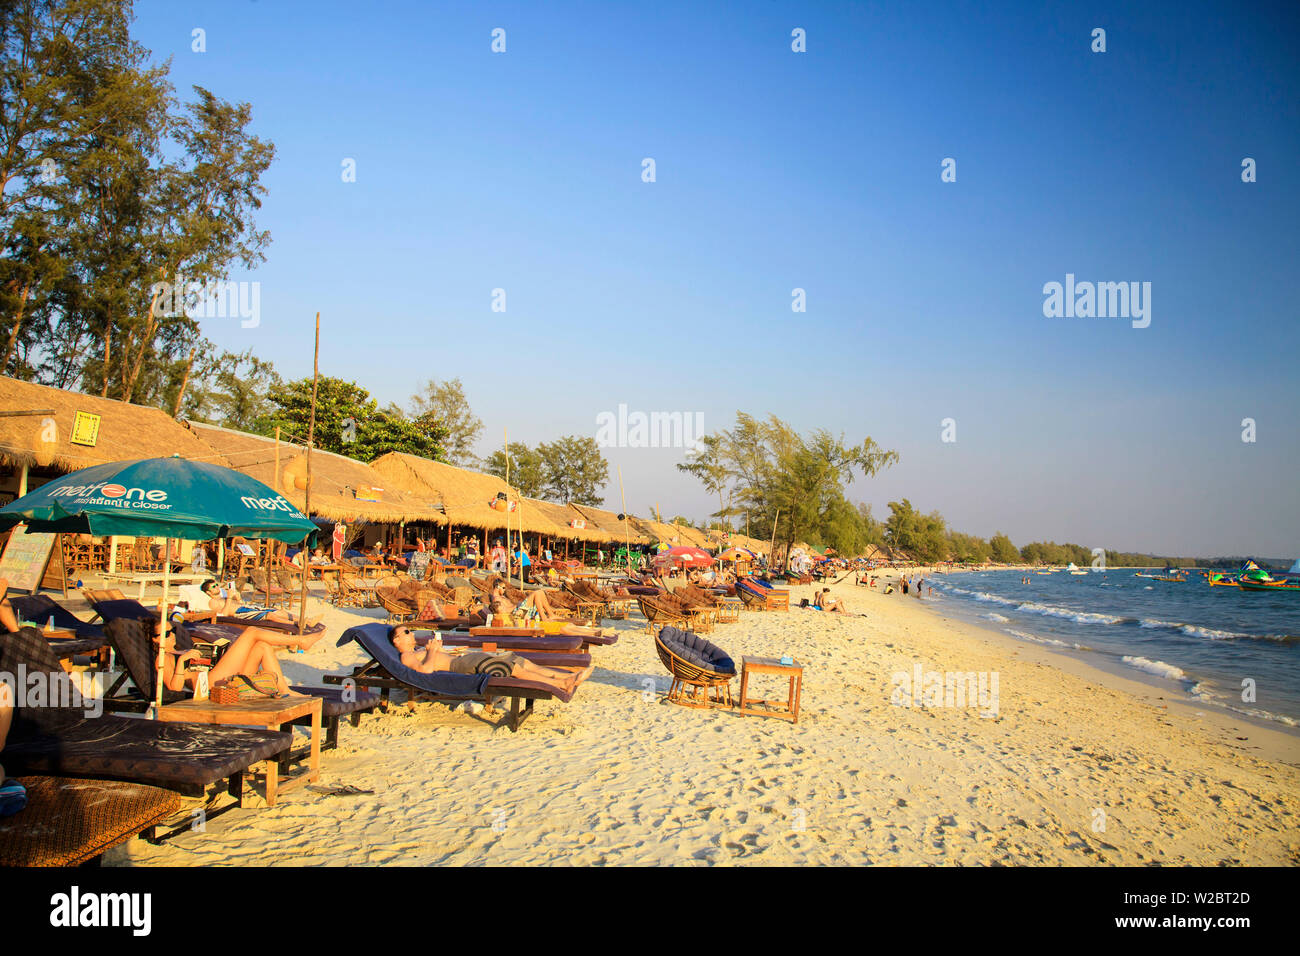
[133,0,1299,556]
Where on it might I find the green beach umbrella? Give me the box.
[0,457,316,542]
[0,457,317,715]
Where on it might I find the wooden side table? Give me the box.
[715,597,742,624]
[158,696,322,806]
[737,656,803,723]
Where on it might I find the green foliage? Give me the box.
[884,499,949,563]
[484,437,609,505]
[536,436,609,505]
[409,378,483,468]
[680,412,898,556]
[484,445,547,498]
[182,346,281,429]
[988,532,1019,563]
[1,0,274,410]
[947,530,990,564]
[260,376,446,463]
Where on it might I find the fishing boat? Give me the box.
[1207,572,1241,588]
[1238,577,1299,592]
[1237,561,1298,592]
[1134,571,1160,579]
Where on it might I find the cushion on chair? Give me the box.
[657,626,735,675]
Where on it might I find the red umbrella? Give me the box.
[653,545,714,568]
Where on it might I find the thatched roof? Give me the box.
[370,452,568,536]
[0,376,231,473]
[522,497,616,543]
[569,503,648,546]
[185,421,443,526]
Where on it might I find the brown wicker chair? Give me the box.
[0,776,183,866]
[375,574,417,623]
[636,595,689,634]
[654,626,736,709]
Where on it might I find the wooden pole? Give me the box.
[297,313,320,636]
[503,427,512,587]
[618,467,631,575]
[769,509,780,572]
[154,536,172,716]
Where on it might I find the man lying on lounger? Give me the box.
[198,578,324,639]
[388,625,586,694]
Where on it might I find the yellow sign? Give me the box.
[70,411,100,447]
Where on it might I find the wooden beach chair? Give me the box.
[97,617,381,756]
[0,627,291,843]
[326,622,589,732]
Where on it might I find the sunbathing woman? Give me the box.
[199,578,324,640]
[815,588,852,613]
[483,578,616,638]
[389,626,586,694]
[158,619,304,698]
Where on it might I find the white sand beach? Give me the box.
[110,575,1300,866]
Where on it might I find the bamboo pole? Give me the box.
[618,467,631,575]
[769,509,780,572]
[297,313,320,636]
[154,536,173,715]
[503,427,512,587]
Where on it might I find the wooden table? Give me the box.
[715,597,743,624]
[158,696,322,806]
[737,656,803,723]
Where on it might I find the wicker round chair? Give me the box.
[637,595,688,634]
[654,626,736,709]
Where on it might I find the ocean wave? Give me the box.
[974,591,1019,606]
[1003,628,1089,650]
[983,612,1010,623]
[1015,601,1125,625]
[1121,656,1187,681]
[1137,619,1294,642]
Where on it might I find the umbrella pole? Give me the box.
[155,537,172,717]
[298,312,320,636]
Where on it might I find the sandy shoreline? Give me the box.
[108,574,1300,866]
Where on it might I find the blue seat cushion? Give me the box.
[658,626,735,675]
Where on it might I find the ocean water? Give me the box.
[926,569,1300,730]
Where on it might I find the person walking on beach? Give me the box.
[902,577,909,596]
[916,576,924,598]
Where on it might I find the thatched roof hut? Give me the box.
[185,421,444,526]
[0,376,229,473]
[569,503,648,546]
[522,497,615,543]
[371,452,567,537]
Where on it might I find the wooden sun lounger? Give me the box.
[329,623,586,732]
